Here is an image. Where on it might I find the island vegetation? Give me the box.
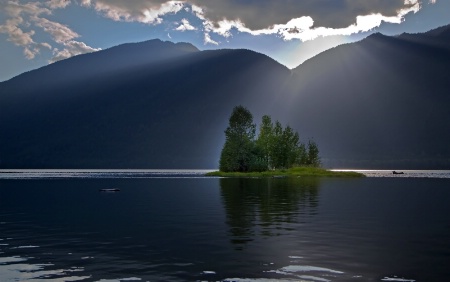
[207,105,364,178]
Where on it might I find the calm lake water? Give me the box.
[1,170,450,282]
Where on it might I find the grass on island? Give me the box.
[206,166,364,178]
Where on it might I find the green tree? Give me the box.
[255,115,274,169]
[283,126,300,168]
[306,140,321,167]
[270,121,284,169]
[219,106,256,172]
[297,143,308,165]
[248,144,268,172]
[269,122,302,169]
[219,106,321,171]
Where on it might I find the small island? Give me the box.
[206,166,364,177]
[207,105,364,178]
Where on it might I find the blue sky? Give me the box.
[1,0,449,82]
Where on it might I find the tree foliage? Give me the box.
[219,106,321,172]
[255,115,273,168]
[306,140,321,167]
[219,106,256,172]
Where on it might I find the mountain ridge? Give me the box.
[0,41,291,168]
[1,25,450,169]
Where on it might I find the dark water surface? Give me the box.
[1,174,450,281]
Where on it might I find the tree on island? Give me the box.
[219,106,256,172]
[219,106,320,172]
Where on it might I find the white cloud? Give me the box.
[33,16,79,43]
[0,14,48,60]
[0,0,436,61]
[78,0,430,44]
[50,47,72,62]
[83,0,184,24]
[188,0,421,31]
[175,18,196,31]
[40,42,52,49]
[31,17,101,63]
[80,0,91,6]
[23,46,36,59]
[0,0,99,62]
[45,0,71,9]
[64,40,100,54]
[50,40,101,63]
[188,0,423,42]
[203,32,217,45]
[0,17,35,46]
[3,0,51,17]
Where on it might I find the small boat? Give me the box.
[392,171,404,175]
[99,188,120,192]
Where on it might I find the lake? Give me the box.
[1,170,450,282]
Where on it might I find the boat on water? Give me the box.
[99,188,120,192]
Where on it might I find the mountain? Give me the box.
[1,25,450,169]
[0,39,290,168]
[289,25,450,168]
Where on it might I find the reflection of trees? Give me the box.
[220,177,319,248]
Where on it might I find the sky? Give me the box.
[0,0,449,82]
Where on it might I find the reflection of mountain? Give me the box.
[220,177,319,248]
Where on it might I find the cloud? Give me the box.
[81,0,184,24]
[31,17,101,63]
[80,0,427,44]
[50,41,101,63]
[0,17,35,46]
[31,16,101,63]
[188,0,422,41]
[2,0,51,17]
[23,46,36,59]
[0,0,99,62]
[33,16,79,43]
[189,0,419,30]
[0,0,436,62]
[203,32,218,45]
[45,0,71,9]
[175,18,196,31]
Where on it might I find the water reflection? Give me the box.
[220,177,319,248]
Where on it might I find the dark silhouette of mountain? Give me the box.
[1,25,450,169]
[0,39,290,168]
[289,25,450,168]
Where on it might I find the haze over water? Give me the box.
[1,170,449,281]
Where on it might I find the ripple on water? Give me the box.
[381,277,415,282]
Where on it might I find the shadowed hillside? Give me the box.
[288,25,450,168]
[1,25,450,169]
[0,40,290,168]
